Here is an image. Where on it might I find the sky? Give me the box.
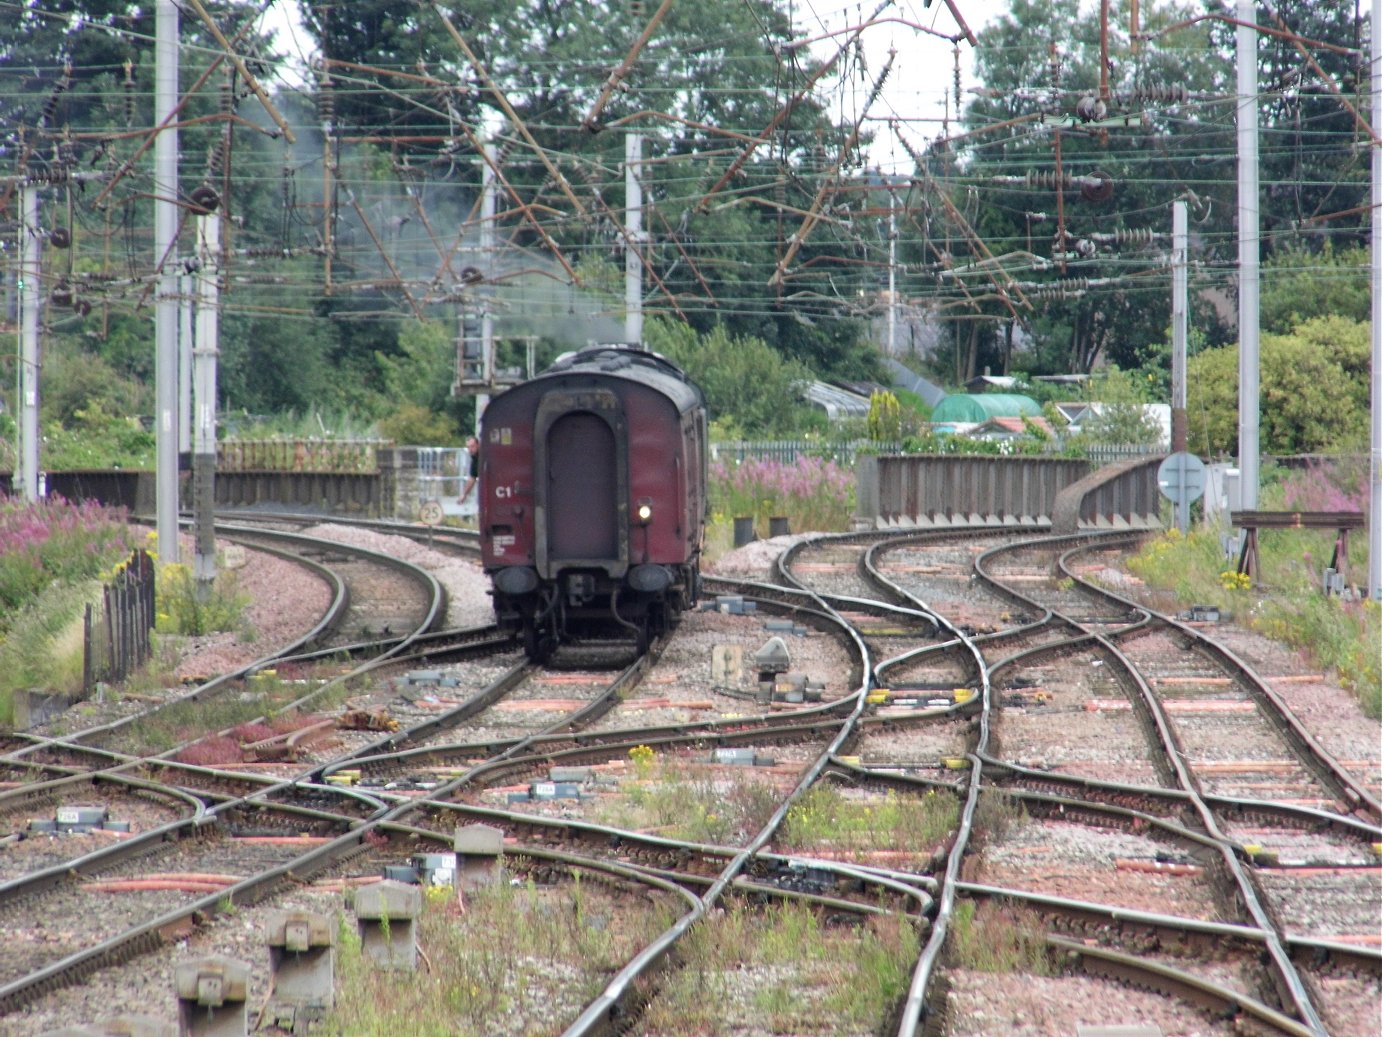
[258,0,1013,172]
[792,1,1011,170]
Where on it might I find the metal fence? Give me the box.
[84,549,156,693]
[710,440,898,466]
[710,439,1159,467]
[217,438,387,473]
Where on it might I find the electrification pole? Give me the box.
[887,181,898,356]
[155,0,181,562]
[17,182,40,501]
[478,141,496,431]
[1171,200,1190,533]
[1235,0,1260,511]
[625,131,644,346]
[192,211,220,597]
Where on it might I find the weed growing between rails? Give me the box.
[642,899,919,1034]
[780,784,960,868]
[326,875,675,1036]
[584,746,782,844]
[948,900,1053,975]
[1127,524,1381,720]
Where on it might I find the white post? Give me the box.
[193,213,220,595]
[478,142,496,430]
[155,0,181,562]
[887,182,898,356]
[179,271,193,455]
[17,182,40,501]
[1235,0,1260,511]
[625,131,643,345]
[1172,199,1189,532]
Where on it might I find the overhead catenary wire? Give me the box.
[0,0,1367,341]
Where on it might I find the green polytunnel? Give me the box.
[929,394,1043,423]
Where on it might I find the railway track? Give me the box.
[0,524,1375,1036]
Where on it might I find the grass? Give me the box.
[644,899,919,1034]
[582,749,781,845]
[0,581,100,722]
[105,669,333,758]
[325,874,674,1036]
[1127,524,1381,719]
[948,900,1053,975]
[779,783,960,866]
[0,499,141,724]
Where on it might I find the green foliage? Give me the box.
[1127,496,1380,720]
[39,404,156,470]
[1077,367,1164,446]
[222,410,379,441]
[0,413,14,472]
[593,754,779,845]
[645,900,919,1033]
[41,348,152,427]
[1261,243,1369,333]
[220,306,341,415]
[377,404,461,447]
[949,900,1053,975]
[1186,319,1370,458]
[1126,526,1235,606]
[867,390,902,442]
[0,500,138,722]
[155,563,247,638]
[709,456,855,534]
[0,582,96,719]
[328,876,673,1034]
[781,784,959,863]
[0,500,136,621]
[646,318,819,436]
[376,320,461,416]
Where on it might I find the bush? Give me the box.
[710,455,855,533]
[0,498,135,622]
[155,562,247,637]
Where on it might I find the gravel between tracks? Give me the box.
[8,530,1380,1036]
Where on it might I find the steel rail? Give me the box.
[1044,542,1332,1034]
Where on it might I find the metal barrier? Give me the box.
[856,454,1091,528]
[415,447,468,519]
[1050,455,1165,533]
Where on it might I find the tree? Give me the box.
[1257,3,1369,249]
[1186,322,1369,459]
[297,0,881,373]
[1078,367,1164,446]
[645,318,818,436]
[941,0,1368,382]
[1261,244,1368,332]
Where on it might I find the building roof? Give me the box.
[802,380,871,418]
[963,374,1022,393]
[969,415,1054,439]
[930,393,1043,424]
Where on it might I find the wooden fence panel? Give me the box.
[84,549,156,693]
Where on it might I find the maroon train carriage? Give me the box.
[478,344,708,661]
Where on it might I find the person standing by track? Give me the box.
[457,436,480,523]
